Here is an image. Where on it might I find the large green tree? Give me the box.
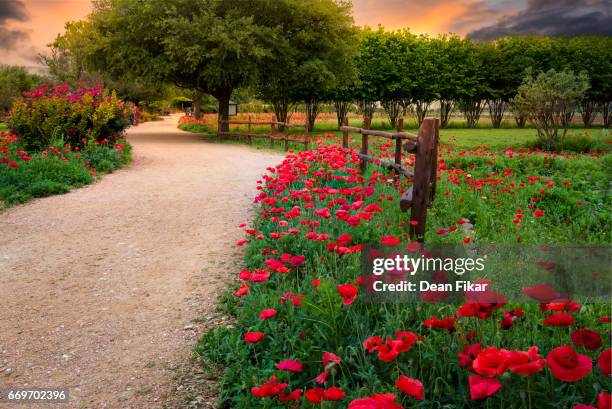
[86,0,275,130]
[251,0,357,130]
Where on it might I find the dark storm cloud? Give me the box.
[468,0,612,40]
[0,0,30,51]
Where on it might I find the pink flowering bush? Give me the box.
[8,83,137,151]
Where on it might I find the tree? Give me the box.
[456,40,486,128]
[252,0,357,131]
[513,69,589,150]
[86,0,275,132]
[0,66,46,115]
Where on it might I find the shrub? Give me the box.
[7,83,137,151]
[512,69,590,151]
[0,131,130,206]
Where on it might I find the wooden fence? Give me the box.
[217,114,439,242]
[217,115,310,151]
[341,116,439,242]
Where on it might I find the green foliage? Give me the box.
[195,138,610,407]
[7,85,134,151]
[0,139,130,206]
[0,66,47,114]
[513,69,590,151]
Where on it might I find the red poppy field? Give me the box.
[196,134,611,408]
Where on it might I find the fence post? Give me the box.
[395,117,404,173]
[304,118,309,150]
[428,120,439,204]
[360,116,371,173]
[342,117,349,148]
[410,117,438,242]
[270,115,276,148]
[284,119,290,151]
[247,115,253,145]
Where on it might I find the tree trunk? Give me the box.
[487,98,506,129]
[272,97,294,132]
[334,100,351,129]
[515,114,527,128]
[602,101,612,128]
[358,100,376,122]
[414,100,431,127]
[439,99,454,128]
[561,108,574,129]
[193,93,202,119]
[305,99,320,132]
[579,100,597,127]
[460,99,484,129]
[382,100,402,130]
[214,87,232,133]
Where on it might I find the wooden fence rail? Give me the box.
[217,114,439,241]
[217,115,310,151]
[341,116,439,242]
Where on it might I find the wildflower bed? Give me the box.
[197,136,611,408]
[0,83,135,206]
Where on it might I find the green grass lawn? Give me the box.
[180,117,609,151]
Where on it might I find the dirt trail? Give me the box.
[0,115,282,408]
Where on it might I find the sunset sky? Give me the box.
[1,0,611,69]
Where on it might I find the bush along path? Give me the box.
[0,114,283,408]
[196,141,611,408]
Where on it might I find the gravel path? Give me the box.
[0,115,282,408]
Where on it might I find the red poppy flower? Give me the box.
[423,316,456,333]
[322,352,342,368]
[251,376,287,398]
[381,235,401,246]
[305,387,324,403]
[234,283,249,297]
[598,348,611,376]
[323,386,346,401]
[259,309,277,319]
[507,346,546,376]
[571,329,602,351]
[363,335,383,352]
[458,342,482,371]
[348,393,404,409]
[533,209,544,217]
[276,359,303,372]
[243,332,264,343]
[574,404,596,409]
[472,346,510,377]
[395,375,424,400]
[376,342,400,362]
[469,375,501,400]
[337,283,359,305]
[315,370,329,384]
[546,345,592,382]
[522,284,562,302]
[598,392,611,409]
[393,331,418,352]
[278,388,301,402]
[544,312,574,326]
[312,278,321,288]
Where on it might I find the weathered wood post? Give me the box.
[409,117,438,242]
[247,115,253,145]
[284,120,290,151]
[395,117,404,172]
[270,115,276,148]
[342,117,349,148]
[360,116,371,173]
[428,121,439,204]
[304,118,309,150]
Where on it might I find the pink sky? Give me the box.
[5,0,604,69]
